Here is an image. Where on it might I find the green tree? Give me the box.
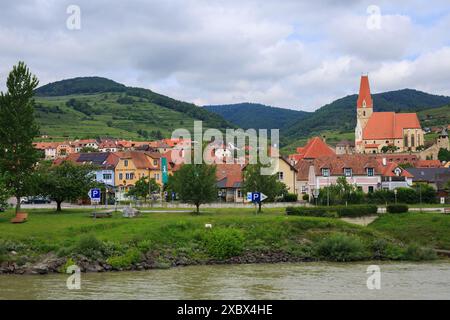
[437,148,450,162]
[171,164,217,213]
[0,174,11,209]
[0,62,40,212]
[38,161,97,211]
[126,176,160,204]
[242,163,285,212]
[413,183,437,204]
[381,145,399,153]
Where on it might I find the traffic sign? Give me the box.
[248,192,268,203]
[88,188,101,201]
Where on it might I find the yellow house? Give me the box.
[114,151,171,200]
[273,156,298,195]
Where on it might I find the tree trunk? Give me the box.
[15,195,21,213]
[56,201,62,212]
[196,203,200,214]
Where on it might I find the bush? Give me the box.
[386,204,409,213]
[107,248,142,269]
[286,206,337,218]
[335,204,378,217]
[203,228,245,259]
[286,205,377,218]
[302,194,309,201]
[396,188,417,204]
[313,233,368,262]
[283,193,298,202]
[75,234,105,259]
[403,244,437,261]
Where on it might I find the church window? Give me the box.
[363,111,366,116]
[411,134,415,147]
[404,135,408,147]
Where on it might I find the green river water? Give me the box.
[0,261,449,299]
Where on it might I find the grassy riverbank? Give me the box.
[0,208,447,273]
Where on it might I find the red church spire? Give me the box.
[357,75,373,109]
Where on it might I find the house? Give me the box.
[295,154,413,198]
[34,142,59,159]
[72,139,99,152]
[419,127,449,160]
[216,163,244,202]
[335,140,355,155]
[98,139,118,152]
[56,142,74,157]
[355,75,424,153]
[407,168,450,201]
[113,151,170,200]
[288,136,335,164]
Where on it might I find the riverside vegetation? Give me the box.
[0,207,447,274]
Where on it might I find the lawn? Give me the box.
[0,208,447,269]
[369,212,450,250]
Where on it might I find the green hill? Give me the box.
[203,103,310,130]
[283,89,450,140]
[34,77,233,140]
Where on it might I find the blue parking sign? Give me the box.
[89,188,101,201]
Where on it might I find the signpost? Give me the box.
[88,188,101,219]
[247,192,268,214]
[161,157,168,207]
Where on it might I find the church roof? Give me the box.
[357,75,373,108]
[363,112,421,140]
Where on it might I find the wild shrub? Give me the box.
[202,228,245,259]
[386,204,409,213]
[313,233,368,262]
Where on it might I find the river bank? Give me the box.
[1,208,449,275]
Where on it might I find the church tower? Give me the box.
[355,75,373,151]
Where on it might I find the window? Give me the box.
[124,160,129,167]
[237,189,242,198]
[301,185,308,194]
[154,173,160,180]
[103,173,112,180]
[411,134,415,147]
[404,135,408,147]
[367,168,374,176]
[119,173,123,180]
[344,168,352,177]
[368,186,374,193]
[277,172,284,180]
[153,159,158,166]
[125,173,130,180]
[322,168,330,177]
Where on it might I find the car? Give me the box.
[20,196,51,204]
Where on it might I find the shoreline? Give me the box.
[1,250,448,276]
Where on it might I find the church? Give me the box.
[355,75,424,154]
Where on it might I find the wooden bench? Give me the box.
[11,212,28,223]
[90,210,113,218]
[444,207,450,215]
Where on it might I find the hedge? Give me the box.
[386,204,409,213]
[283,193,298,202]
[335,204,378,217]
[286,205,378,218]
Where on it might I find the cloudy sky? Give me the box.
[1,0,450,111]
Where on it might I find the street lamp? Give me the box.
[394,189,397,204]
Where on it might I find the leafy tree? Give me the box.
[438,148,450,162]
[171,164,217,213]
[242,163,286,212]
[413,183,437,204]
[381,145,399,153]
[80,146,99,153]
[317,177,364,206]
[126,176,160,204]
[0,62,40,212]
[38,161,97,211]
[0,174,11,209]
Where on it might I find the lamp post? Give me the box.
[394,189,397,204]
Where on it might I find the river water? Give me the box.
[0,261,449,300]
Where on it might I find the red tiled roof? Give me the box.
[215,163,243,188]
[289,137,335,161]
[376,159,413,178]
[357,75,373,109]
[363,112,421,139]
[415,160,442,168]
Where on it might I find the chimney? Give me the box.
[382,157,387,166]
